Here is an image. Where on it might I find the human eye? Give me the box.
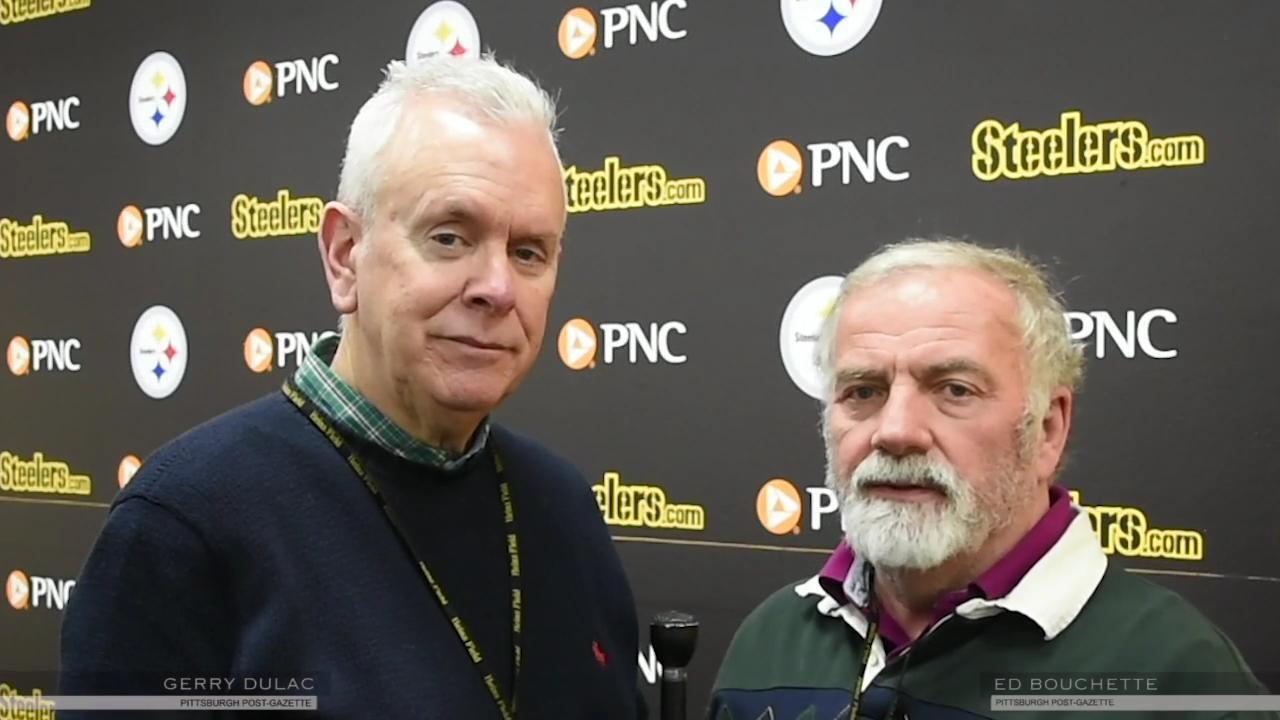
[420,231,472,259]
[430,232,464,248]
[841,384,883,404]
[511,244,547,265]
[938,381,978,401]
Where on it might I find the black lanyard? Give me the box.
[850,567,907,720]
[282,378,522,720]
[850,608,881,719]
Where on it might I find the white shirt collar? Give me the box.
[797,511,1108,641]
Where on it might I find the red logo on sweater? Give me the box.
[592,640,608,667]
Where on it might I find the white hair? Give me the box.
[335,54,560,221]
[332,55,560,333]
[816,238,1085,434]
[835,452,995,570]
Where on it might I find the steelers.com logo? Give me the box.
[130,305,188,399]
[780,0,883,57]
[129,51,187,146]
[406,1,481,66]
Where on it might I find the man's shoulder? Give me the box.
[1091,564,1229,634]
[488,425,609,529]
[118,392,323,507]
[1069,564,1257,675]
[489,425,589,487]
[716,578,859,691]
[731,578,844,647]
[744,579,820,623]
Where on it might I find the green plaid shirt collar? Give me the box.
[292,334,490,471]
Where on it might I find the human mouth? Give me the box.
[865,485,945,501]
[441,336,511,352]
[859,480,948,502]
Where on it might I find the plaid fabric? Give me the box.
[291,334,490,471]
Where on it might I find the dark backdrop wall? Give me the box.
[2,0,1277,712]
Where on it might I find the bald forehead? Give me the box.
[838,267,1023,344]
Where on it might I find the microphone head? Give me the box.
[650,611,699,669]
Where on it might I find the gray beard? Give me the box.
[830,450,1022,571]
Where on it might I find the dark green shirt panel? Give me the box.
[713,582,864,693]
[712,566,1277,720]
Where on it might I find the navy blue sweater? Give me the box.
[60,393,644,718]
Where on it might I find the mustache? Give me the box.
[851,453,955,495]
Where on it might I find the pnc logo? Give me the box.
[6,101,29,141]
[6,570,29,610]
[243,61,273,105]
[757,480,843,535]
[6,97,79,141]
[558,318,597,370]
[6,335,80,375]
[118,455,142,488]
[757,135,909,196]
[4,569,74,611]
[117,205,144,247]
[5,96,79,141]
[558,1,686,59]
[243,328,337,372]
[1066,309,1178,360]
[757,140,804,196]
[118,204,202,247]
[557,317,687,369]
[757,478,803,535]
[7,336,30,376]
[558,8,598,59]
[244,328,274,373]
[243,54,340,105]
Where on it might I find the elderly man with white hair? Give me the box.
[708,239,1272,720]
[61,56,645,718]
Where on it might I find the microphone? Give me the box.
[650,611,699,720]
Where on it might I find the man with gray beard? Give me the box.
[707,240,1273,720]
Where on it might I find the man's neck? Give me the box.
[330,334,481,453]
[874,560,977,640]
[873,496,1049,640]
